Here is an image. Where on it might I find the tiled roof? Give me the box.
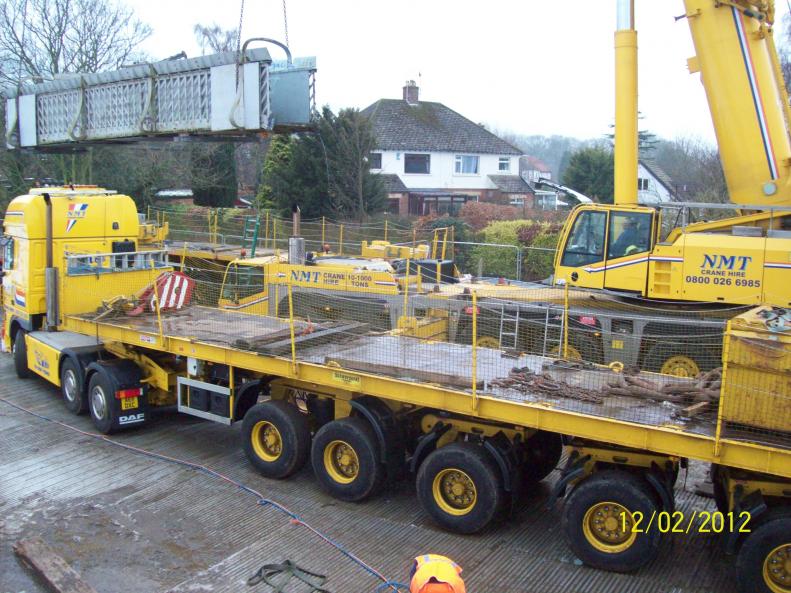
[361,99,521,155]
[488,175,534,193]
[640,160,679,200]
[379,173,407,193]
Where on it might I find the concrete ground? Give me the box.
[0,354,735,593]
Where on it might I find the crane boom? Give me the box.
[684,0,791,206]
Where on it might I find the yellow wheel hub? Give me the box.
[764,544,791,593]
[251,421,283,462]
[550,344,582,360]
[324,440,360,484]
[477,336,501,349]
[660,355,700,378]
[582,502,638,554]
[432,468,477,516]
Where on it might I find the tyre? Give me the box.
[242,401,311,479]
[711,464,729,514]
[60,358,87,415]
[87,372,118,434]
[311,417,384,502]
[645,343,703,378]
[736,507,791,593]
[13,329,30,379]
[416,441,504,534]
[523,430,563,484]
[562,469,662,572]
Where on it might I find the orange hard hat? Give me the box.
[409,555,465,593]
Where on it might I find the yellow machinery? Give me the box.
[2,183,791,593]
[554,0,791,308]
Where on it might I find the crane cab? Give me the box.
[553,204,658,295]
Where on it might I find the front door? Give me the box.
[603,210,654,293]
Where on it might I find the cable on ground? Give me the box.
[0,396,401,592]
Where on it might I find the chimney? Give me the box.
[403,80,419,105]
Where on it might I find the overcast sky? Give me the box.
[131,0,791,144]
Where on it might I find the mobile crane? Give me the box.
[553,0,791,309]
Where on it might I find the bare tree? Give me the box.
[0,0,151,86]
[193,23,236,54]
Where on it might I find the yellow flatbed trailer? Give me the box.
[9,255,791,593]
[4,190,790,593]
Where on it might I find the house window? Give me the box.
[638,178,649,191]
[369,152,382,169]
[498,157,510,172]
[454,155,479,175]
[405,153,430,174]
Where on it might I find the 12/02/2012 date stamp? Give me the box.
[621,510,751,534]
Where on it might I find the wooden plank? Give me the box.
[681,401,710,418]
[254,322,369,355]
[326,355,483,390]
[13,537,99,593]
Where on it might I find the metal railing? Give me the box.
[65,249,169,276]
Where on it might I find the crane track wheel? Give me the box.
[242,400,310,479]
[416,442,504,534]
[736,508,791,593]
[562,469,661,572]
[645,343,701,378]
[311,417,384,502]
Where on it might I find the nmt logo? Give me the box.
[702,254,752,271]
[290,270,320,283]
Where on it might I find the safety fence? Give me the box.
[150,207,559,282]
[59,249,791,453]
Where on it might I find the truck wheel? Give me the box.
[242,401,310,479]
[645,344,701,378]
[311,417,384,502]
[88,372,118,434]
[710,464,729,513]
[562,469,661,572]
[736,508,791,593]
[416,442,504,534]
[13,329,30,379]
[523,430,563,484]
[60,358,87,414]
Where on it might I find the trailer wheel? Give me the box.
[523,430,563,484]
[311,417,384,502]
[13,329,30,379]
[242,401,310,479]
[88,372,118,434]
[645,344,701,378]
[736,508,791,593]
[416,442,504,534]
[710,464,729,513]
[60,358,87,414]
[562,469,661,572]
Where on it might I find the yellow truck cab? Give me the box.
[553,203,791,307]
[3,186,141,342]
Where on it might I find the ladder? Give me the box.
[497,305,520,350]
[242,215,261,257]
[541,306,566,357]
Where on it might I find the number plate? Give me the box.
[121,397,139,410]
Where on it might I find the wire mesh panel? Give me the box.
[59,251,791,453]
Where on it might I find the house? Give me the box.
[638,160,680,204]
[362,82,526,216]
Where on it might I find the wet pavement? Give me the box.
[0,355,732,593]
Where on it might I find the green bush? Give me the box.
[468,219,560,280]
